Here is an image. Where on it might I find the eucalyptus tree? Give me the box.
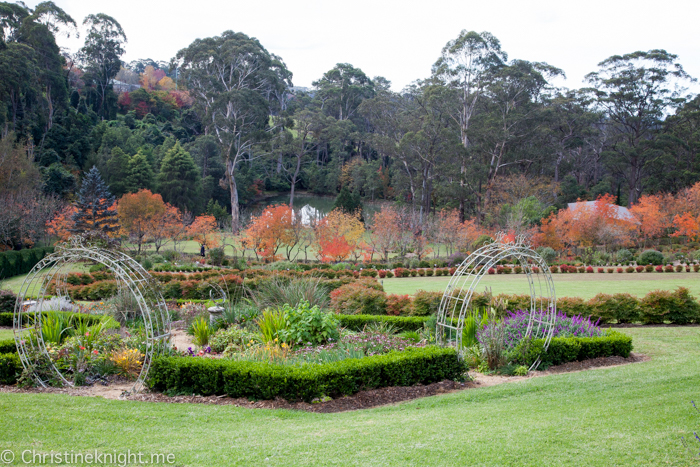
[174,30,291,232]
[466,60,563,219]
[313,63,375,121]
[584,49,695,205]
[432,30,507,219]
[78,13,126,120]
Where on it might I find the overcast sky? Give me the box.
[30,0,700,92]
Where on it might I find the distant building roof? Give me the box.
[567,201,637,223]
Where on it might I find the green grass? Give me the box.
[0,328,12,340]
[0,327,698,465]
[381,272,700,299]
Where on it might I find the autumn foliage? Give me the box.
[187,215,220,249]
[242,205,296,261]
[315,209,365,262]
[117,190,181,253]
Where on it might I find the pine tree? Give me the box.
[126,151,155,193]
[71,166,119,235]
[157,142,201,213]
[104,147,130,197]
[333,186,364,220]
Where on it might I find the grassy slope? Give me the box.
[0,327,699,466]
[381,272,700,299]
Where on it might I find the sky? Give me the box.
[29,0,700,93]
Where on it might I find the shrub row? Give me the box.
[549,264,700,273]
[0,339,16,354]
[0,353,21,384]
[337,315,431,332]
[516,331,633,367]
[0,247,54,280]
[0,311,102,327]
[148,346,465,402]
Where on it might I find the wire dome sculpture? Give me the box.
[436,232,556,370]
[13,237,171,393]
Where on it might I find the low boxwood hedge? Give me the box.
[0,339,16,354]
[515,331,633,368]
[0,353,21,384]
[0,311,102,327]
[337,314,430,332]
[148,346,465,402]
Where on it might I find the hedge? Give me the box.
[0,339,16,354]
[337,314,431,332]
[0,353,21,384]
[0,311,102,327]
[148,345,466,402]
[0,247,54,280]
[516,331,633,368]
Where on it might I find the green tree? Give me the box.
[175,30,291,232]
[103,147,129,197]
[584,50,695,205]
[432,30,507,220]
[78,13,126,119]
[126,151,154,193]
[313,63,375,121]
[157,143,201,213]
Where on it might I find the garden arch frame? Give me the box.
[436,232,557,369]
[13,238,170,393]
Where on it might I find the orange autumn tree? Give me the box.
[671,212,700,242]
[46,205,77,242]
[151,205,182,253]
[369,206,400,261]
[315,209,365,262]
[242,205,295,261]
[187,215,220,250]
[629,194,667,247]
[538,194,635,249]
[117,190,169,253]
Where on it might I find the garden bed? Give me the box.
[0,352,648,412]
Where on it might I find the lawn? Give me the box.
[0,328,12,340]
[381,272,700,299]
[0,327,698,466]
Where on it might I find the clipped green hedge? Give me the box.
[337,314,431,332]
[0,353,21,384]
[516,331,633,368]
[0,311,102,327]
[0,339,16,354]
[148,346,465,402]
[0,247,54,280]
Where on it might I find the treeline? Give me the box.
[1,2,699,250]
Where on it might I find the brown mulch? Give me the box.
[0,352,648,413]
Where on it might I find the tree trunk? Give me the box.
[227,159,240,234]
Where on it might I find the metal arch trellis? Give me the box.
[13,238,171,393]
[435,232,557,370]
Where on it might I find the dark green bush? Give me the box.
[0,247,54,280]
[148,346,465,402]
[0,290,16,313]
[0,339,16,354]
[638,250,664,266]
[337,314,430,332]
[515,331,633,367]
[0,353,21,384]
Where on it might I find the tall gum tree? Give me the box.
[431,30,507,220]
[584,49,696,206]
[174,30,291,233]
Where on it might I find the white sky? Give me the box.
[30,0,700,93]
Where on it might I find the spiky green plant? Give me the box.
[256,308,287,343]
